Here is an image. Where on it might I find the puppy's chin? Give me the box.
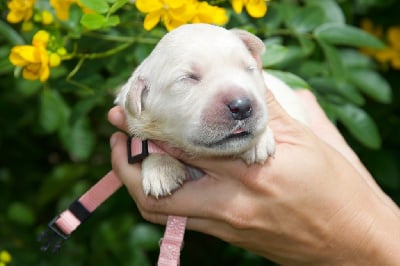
[190,131,258,156]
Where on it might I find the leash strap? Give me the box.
[38,137,187,266]
[158,216,187,266]
[37,170,122,252]
[37,137,148,252]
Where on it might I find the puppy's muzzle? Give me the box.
[228,97,252,120]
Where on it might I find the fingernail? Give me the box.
[110,133,118,149]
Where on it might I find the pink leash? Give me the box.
[38,137,187,266]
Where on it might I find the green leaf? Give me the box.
[262,44,288,67]
[364,151,400,190]
[306,0,345,24]
[287,6,325,33]
[70,96,103,124]
[104,15,120,27]
[80,0,109,13]
[40,89,70,133]
[7,202,35,226]
[319,41,346,80]
[332,103,381,149]
[314,23,385,48]
[347,69,392,103]
[60,117,95,161]
[129,223,163,250]
[37,164,87,206]
[297,61,327,78]
[309,77,365,106]
[340,49,374,69]
[273,45,308,67]
[298,36,316,56]
[108,0,128,14]
[81,13,107,29]
[0,20,25,45]
[268,70,310,89]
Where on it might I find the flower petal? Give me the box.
[246,0,267,18]
[41,10,54,25]
[387,26,400,50]
[136,0,163,13]
[9,46,40,66]
[32,30,50,47]
[192,2,227,25]
[39,65,50,82]
[165,0,186,9]
[232,0,244,14]
[143,11,162,31]
[22,64,41,80]
[163,13,186,31]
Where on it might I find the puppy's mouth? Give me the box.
[202,128,252,148]
[226,128,250,140]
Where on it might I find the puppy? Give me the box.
[115,23,307,197]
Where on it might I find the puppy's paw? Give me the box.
[141,154,187,198]
[241,126,275,164]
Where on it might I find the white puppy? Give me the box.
[115,24,307,197]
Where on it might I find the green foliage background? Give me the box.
[1,0,399,265]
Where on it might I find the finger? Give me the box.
[108,106,128,132]
[110,132,246,219]
[137,211,241,244]
[110,132,144,200]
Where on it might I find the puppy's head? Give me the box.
[116,23,268,156]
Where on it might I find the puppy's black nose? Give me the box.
[228,98,252,120]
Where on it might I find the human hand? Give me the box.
[108,90,400,265]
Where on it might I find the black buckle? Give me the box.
[127,137,149,164]
[37,215,70,253]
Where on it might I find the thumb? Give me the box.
[264,88,302,136]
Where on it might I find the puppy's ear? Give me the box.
[231,29,265,69]
[124,77,148,117]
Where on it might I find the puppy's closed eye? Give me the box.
[177,73,201,83]
[246,65,257,72]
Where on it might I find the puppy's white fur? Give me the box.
[116,24,307,197]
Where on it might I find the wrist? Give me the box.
[324,195,400,265]
[362,206,400,265]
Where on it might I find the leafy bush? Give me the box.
[1,0,399,265]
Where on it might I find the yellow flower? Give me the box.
[49,53,61,67]
[22,20,34,31]
[361,20,400,70]
[50,0,76,21]
[232,0,267,18]
[191,2,228,25]
[136,0,198,31]
[41,10,54,25]
[387,26,400,50]
[9,30,53,82]
[0,250,11,264]
[32,30,50,47]
[7,0,36,23]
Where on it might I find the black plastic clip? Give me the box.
[127,137,149,164]
[37,215,70,253]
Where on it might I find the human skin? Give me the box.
[108,89,400,265]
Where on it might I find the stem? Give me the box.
[76,41,133,59]
[61,33,159,61]
[82,31,159,44]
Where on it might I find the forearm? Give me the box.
[323,192,400,266]
[362,205,400,265]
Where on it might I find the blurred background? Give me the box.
[1,0,399,265]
